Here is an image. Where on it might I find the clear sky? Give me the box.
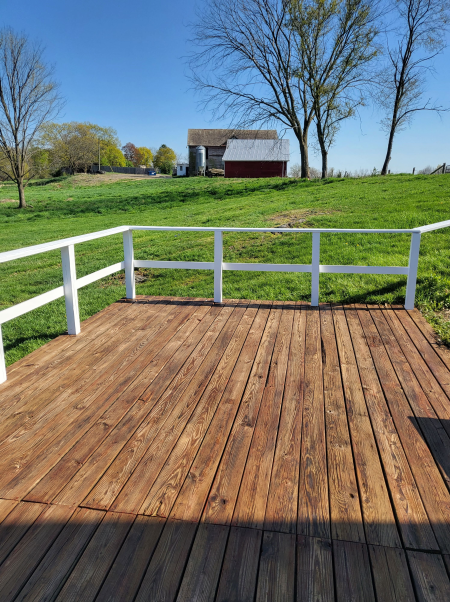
[4,0,450,173]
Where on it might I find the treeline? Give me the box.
[191,0,449,178]
[8,122,177,179]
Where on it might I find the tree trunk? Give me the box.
[381,126,395,175]
[315,120,328,178]
[17,178,26,208]
[321,149,328,178]
[297,133,310,179]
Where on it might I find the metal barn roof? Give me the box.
[187,129,278,147]
[222,139,290,162]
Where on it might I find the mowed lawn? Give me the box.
[0,173,449,365]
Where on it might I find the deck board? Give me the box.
[1,296,450,600]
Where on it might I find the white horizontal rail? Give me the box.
[0,286,65,324]
[130,225,417,234]
[135,260,214,270]
[77,262,125,289]
[320,265,409,275]
[1,220,449,384]
[0,226,129,264]
[223,262,312,273]
[416,219,450,233]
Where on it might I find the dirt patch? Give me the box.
[0,198,18,204]
[60,173,171,188]
[268,208,336,228]
[102,269,151,288]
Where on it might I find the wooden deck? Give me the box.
[0,296,450,600]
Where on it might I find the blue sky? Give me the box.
[4,0,449,173]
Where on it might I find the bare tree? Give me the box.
[0,29,62,207]
[290,0,380,178]
[379,0,450,175]
[189,0,314,178]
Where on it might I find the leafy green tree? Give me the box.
[40,122,121,173]
[153,144,176,172]
[137,146,153,167]
[101,145,126,168]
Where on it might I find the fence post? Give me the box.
[311,232,320,306]
[123,230,136,300]
[0,325,6,383]
[214,230,223,303]
[405,231,421,310]
[61,245,80,334]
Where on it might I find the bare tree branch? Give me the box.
[0,28,63,207]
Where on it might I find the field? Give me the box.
[0,173,449,366]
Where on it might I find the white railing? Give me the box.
[0,220,449,383]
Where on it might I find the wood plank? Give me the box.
[96,516,165,602]
[140,304,259,517]
[407,550,450,601]
[0,300,179,489]
[0,298,180,444]
[297,535,334,602]
[0,501,47,565]
[298,306,330,539]
[110,302,248,515]
[176,523,229,602]
[215,526,262,602]
[0,503,75,602]
[0,498,18,523]
[232,305,293,530]
[1,301,209,501]
[44,307,214,504]
[85,303,237,512]
[202,304,282,525]
[331,304,401,548]
[407,307,450,371]
[356,305,450,554]
[15,507,104,602]
[369,306,450,488]
[170,304,271,524]
[333,540,376,602]
[1,299,129,390]
[383,307,450,439]
[320,304,365,543]
[255,531,295,602]
[344,305,437,551]
[264,302,305,534]
[135,519,198,602]
[393,308,450,399]
[55,511,134,602]
[369,545,416,602]
[0,300,144,416]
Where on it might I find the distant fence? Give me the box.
[91,165,151,175]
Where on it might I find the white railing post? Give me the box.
[311,232,320,306]
[405,231,421,310]
[61,245,80,335]
[214,230,223,303]
[0,325,6,383]
[123,230,136,299]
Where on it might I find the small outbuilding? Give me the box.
[176,163,189,177]
[222,139,289,178]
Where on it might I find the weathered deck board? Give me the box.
[1,297,450,600]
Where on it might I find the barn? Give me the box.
[222,139,289,178]
[187,128,278,174]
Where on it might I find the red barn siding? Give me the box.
[225,161,287,178]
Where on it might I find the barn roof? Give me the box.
[222,139,290,162]
[187,129,278,147]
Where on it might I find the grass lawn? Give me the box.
[0,172,449,366]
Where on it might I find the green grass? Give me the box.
[1,173,449,366]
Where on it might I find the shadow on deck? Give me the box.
[0,297,450,600]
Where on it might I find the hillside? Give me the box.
[0,173,449,365]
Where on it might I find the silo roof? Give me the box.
[222,139,290,162]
